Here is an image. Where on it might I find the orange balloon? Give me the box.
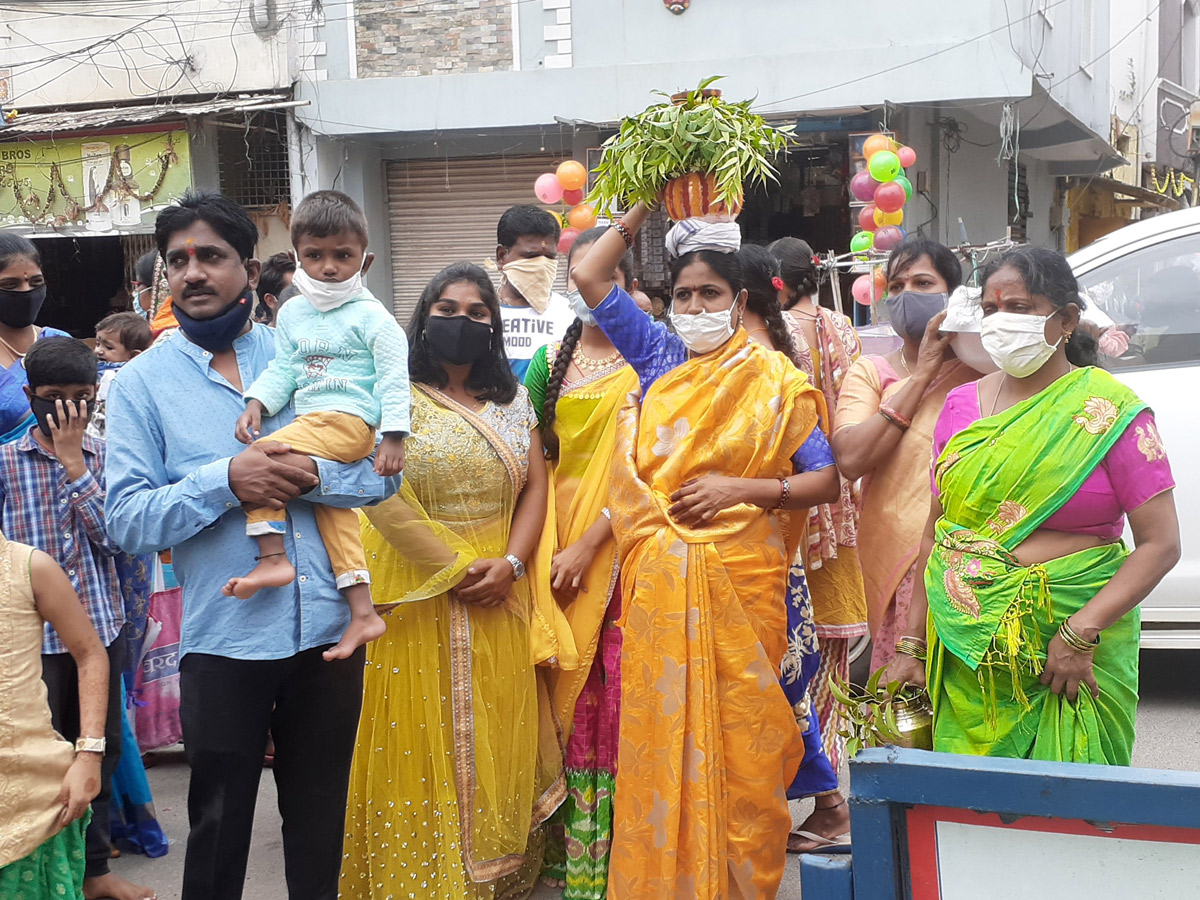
[874,206,904,228]
[568,203,598,231]
[862,134,895,160]
[556,160,588,192]
[873,267,887,291]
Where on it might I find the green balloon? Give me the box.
[868,150,901,183]
[850,230,874,253]
[895,174,914,202]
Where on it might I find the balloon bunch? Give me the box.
[534,161,597,253]
[848,134,917,304]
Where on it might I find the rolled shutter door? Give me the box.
[385,155,570,324]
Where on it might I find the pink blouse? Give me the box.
[932,382,1175,540]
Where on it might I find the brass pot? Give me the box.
[891,693,934,750]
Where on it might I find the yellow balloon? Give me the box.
[874,207,904,228]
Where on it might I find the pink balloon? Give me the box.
[562,187,585,205]
[874,181,907,214]
[558,227,582,254]
[850,170,880,203]
[858,205,879,232]
[852,274,877,306]
[874,225,905,252]
[535,173,564,204]
[897,146,918,168]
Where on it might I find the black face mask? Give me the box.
[29,395,89,438]
[173,286,255,353]
[425,315,494,366]
[0,285,47,329]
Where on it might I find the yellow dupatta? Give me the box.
[606,331,822,900]
[541,362,640,739]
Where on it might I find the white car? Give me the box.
[1069,208,1200,649]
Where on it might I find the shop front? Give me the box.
[0,128,192,335]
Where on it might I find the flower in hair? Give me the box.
[771,276,785,291]
[812,255,821,266]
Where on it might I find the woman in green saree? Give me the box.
[887,247,1180,764]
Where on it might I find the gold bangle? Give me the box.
[895,637,928,661]
[1058,618,1100,653]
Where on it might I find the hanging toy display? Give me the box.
[845,131,919,312]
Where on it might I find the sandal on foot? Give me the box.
[787,829,852,854]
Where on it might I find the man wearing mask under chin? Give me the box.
[102,192,402,900]
[494,204,576,379]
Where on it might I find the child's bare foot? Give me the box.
[323,609,387,661]
[222,554,295,599]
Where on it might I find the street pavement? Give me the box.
[112,650,1198,900]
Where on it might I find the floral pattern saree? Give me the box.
[607,332,821,900]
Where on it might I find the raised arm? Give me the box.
[833,313,950,481]
[573,201,655,309]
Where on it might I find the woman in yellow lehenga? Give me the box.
[574,204,841,900]
[524,229,640,900]
[340,262,570,900]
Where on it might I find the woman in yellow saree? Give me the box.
[524,227,639,899]
[887,248,1180,764]
[340,263,566,900]
[573,204,841,900]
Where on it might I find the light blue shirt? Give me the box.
[105,324,402,661]
[246,291,411,435]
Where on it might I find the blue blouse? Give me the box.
[592,285,835,473]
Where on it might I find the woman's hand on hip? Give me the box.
[1040,633,1099,702]
[452,558,514,608]
[669,475,745,527]
[884,653,927,691]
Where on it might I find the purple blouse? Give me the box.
[592,284,835,473]
[932,382,1175,539]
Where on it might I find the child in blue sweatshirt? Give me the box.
[229,190,409,661]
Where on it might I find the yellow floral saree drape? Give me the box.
[607,332,822,900]
[340,385,564,900]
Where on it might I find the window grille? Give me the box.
[217,110,291,210]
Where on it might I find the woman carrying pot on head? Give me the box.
[832,239,981,672]
[523,227,639,898]
[572,204,840,900]
[340,262,570,899]
[886,247,1179,763]
[0,235,72,444]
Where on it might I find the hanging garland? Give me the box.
[0,133,178,226]
[1149,165,1194,199]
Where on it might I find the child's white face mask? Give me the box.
[293,265,364,313]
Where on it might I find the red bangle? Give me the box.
[879,403,912,430]
[612,220,634,249]
[777,477,791,509]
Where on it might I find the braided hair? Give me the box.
[767,236,821,307]
[737,244,804,369]
[541,227,635,460]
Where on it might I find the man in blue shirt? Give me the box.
[105,192,401,900]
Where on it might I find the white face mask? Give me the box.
[979,311,1063,378]
[566,289,596,327]
[502,255,558,314]
[292,265,364,313]
[671,305,737,355]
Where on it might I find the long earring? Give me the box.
[1065,331,1073,343]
